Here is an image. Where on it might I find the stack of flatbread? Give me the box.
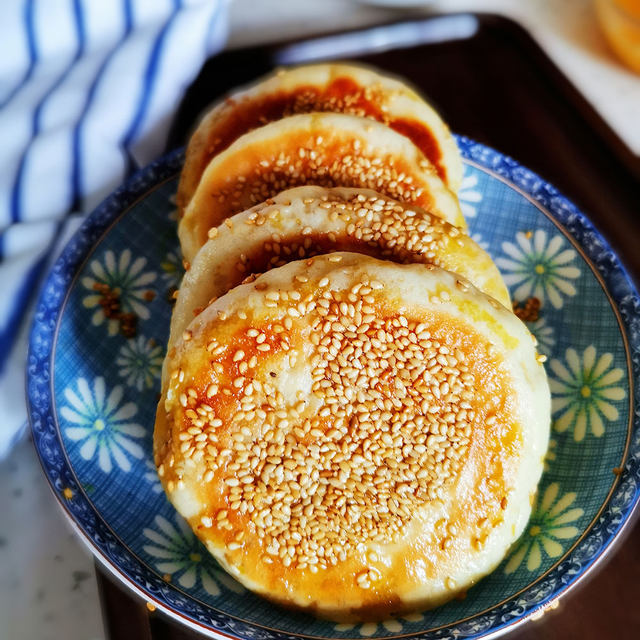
[154,64,550,622]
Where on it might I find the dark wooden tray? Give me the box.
[99,13,640,640]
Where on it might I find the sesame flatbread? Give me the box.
[168,186,509,360]
[155,253,550,622]
[177,63,463,213]
[178,113,465,263]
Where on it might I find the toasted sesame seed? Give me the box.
[167,269,512,574]
[206,384,218,398]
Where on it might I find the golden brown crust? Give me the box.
[167,186,509,361]
[177,63,463,212]
[155,254,550,621]
[178,113,465,262]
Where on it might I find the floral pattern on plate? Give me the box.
[160,249,184,291]
[504,483,584,574]
[81,249,157,335]
[144,459,164,494]
[496,230,580,308]
[143,513,245,597]
[526,317,555,358]
[61,376,146,473]
[550,346,626,441]
[335,613,425,636]
[116,336,164,391]
[458,170,482,219]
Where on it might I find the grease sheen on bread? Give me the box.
[154,253,550,622]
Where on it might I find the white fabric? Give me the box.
[0,0,229,458]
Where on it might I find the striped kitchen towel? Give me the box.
[0,0,229,458]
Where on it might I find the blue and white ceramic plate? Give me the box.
[27,138,640,640]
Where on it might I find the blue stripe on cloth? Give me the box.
[10,0,87,224]
[0,0,37,109]
[204,0,225,55]
[0,232,54,375]
[120,0,183,175]
[70,0,134,213]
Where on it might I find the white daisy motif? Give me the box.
[336,612,424,636]
[116,336,164,391]
[527,317,555,358]
[495,230,580,308]
[160,250,184,290]
[549,346,626,442]
[81,249,157,335]
[543,438,558,472]
[458,171,482,219]
[144,460,163,494]
[143,514,245,597]
[504,483,583,574]
[61,377,145,473]
[470,232,489,251]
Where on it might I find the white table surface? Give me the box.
[2,1,638,639]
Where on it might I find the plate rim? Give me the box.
[26,138,640,640]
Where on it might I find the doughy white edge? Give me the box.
[163,253,549,618]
